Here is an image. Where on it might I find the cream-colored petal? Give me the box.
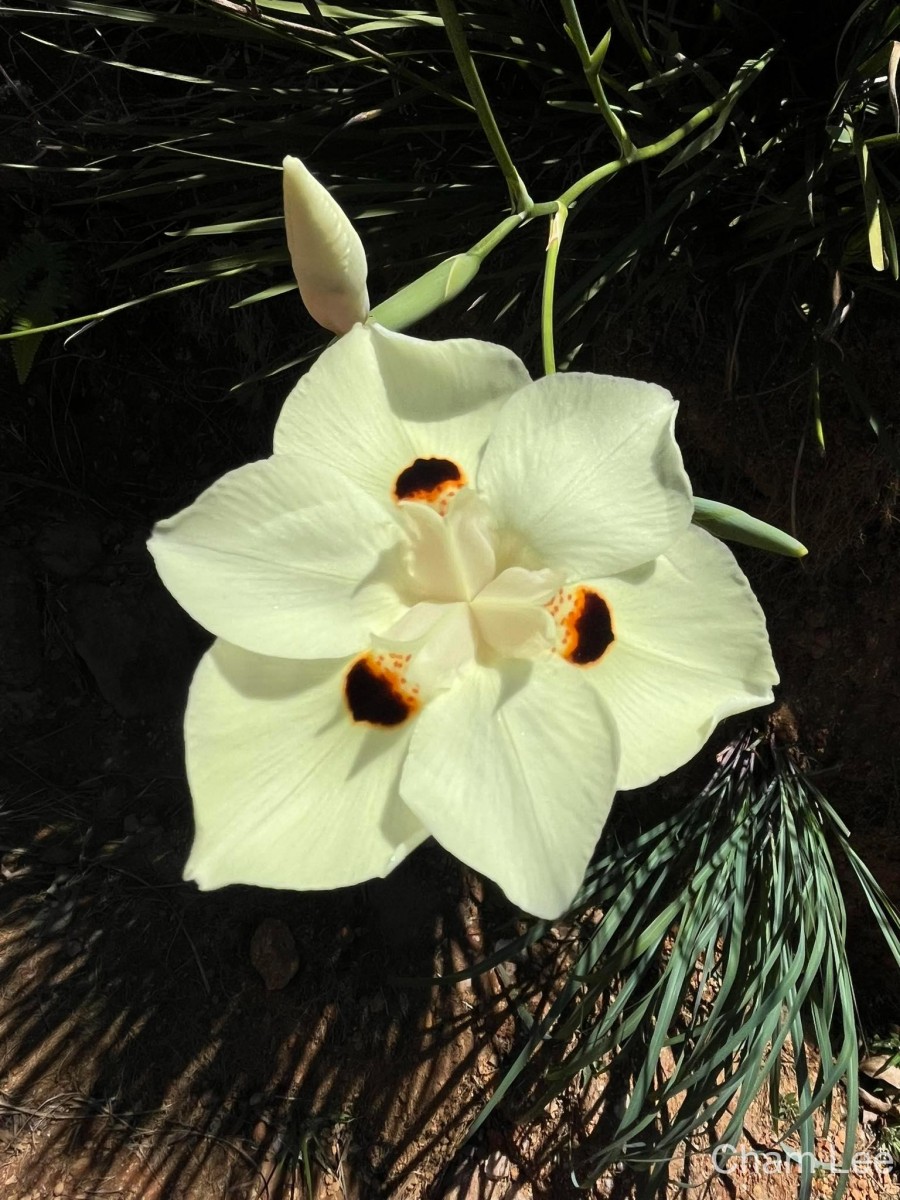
[283,156,369,334]
[273,323,531,506]
[184,642,427,891]
[477,372,694,577]
[376,601,478,697]
[582,525,778,790]
[400,489,496,602]
[149,455,405,659]
[471,567,560,658]
[401,658,620,919]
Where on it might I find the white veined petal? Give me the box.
[149,455,405,659]
[184,642,427,891]
[401,658,620,919]
[477,372,694,577]
[273,323,531,505]
[283,156,370,334]
[584,524,779,790]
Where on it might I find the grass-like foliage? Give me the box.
[2,1,898,397]
[464,732,900,1197]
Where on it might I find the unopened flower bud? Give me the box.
[282,155,369,334]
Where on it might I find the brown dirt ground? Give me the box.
[2,286,900,1200]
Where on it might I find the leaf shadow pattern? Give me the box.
[0,762,525,1199]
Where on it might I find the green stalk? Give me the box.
[435,0,532,213]
[541,203,568,375]
[559,95,728,208]
[560,0,634,159]
[468,212,526,259]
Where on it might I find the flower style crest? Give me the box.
[149,323,778,919]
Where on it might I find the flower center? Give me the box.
[343,487,615,727]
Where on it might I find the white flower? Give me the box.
[282,155,369,334]
[149,323,778,919]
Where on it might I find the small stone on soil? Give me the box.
[250,917,299,991]
[482,1150,511,1180]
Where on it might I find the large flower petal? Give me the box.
[584,525,778,790]
[149,455,405,659]
[400,658,620,918]
[477,373,693,577]
[184,642,427,891]
[273,323,531,505]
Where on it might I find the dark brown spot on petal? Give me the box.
[552,586,615,666]
[394,457,464,508]
[569,591,615,665]
[344,654,418,727]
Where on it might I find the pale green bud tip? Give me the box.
[282,155,370,335]
[368,253,482,332]
[692,497,808,558]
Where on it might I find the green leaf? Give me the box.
[10,318,48,384]
[692,496,808,557]
[230,281,298,309]
[0,232,72,381]
[661,49,774,175]
[855,128,900,278]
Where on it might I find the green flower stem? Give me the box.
[369,92,728,329]
[541,203,568,376]
[435,0,532,214]
[468,212,525,259]
[558,94,728,209]
[560,0,634,159]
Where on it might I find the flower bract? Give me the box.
[149,323,778,919]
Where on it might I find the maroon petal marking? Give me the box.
[344,652,420,727]
[394,457,465,512]
[547,586,615,666]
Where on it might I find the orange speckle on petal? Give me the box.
[344,652,419,727]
